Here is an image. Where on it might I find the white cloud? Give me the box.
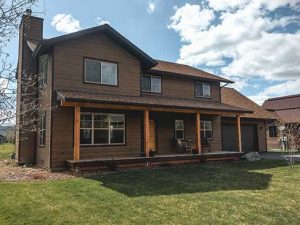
[249,79,300,105]
[95,17,110,25]
[169,1,300,93]
[147,1,156,14]
[51,13,81,34]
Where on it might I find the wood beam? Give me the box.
[61,100,245,116]
[196,112,201,154]
[144,110,150,157]
[236,115,242,152]
[74,106,80,161]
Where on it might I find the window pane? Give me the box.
[206,131,212,139]
[205,121,212,130]
[80,129,92,144]
[94,130,109,144]
[203,83,211,97]
[85,60,101,83]
[151,76,161,93]
[175,130,184,140]
[195,83,203,97]
[142,76,151,91]
[110,130,124,144]
[38,55,48,87]
[81,114,92,128]
[101,62,117,85]
[110,115,125,129]
[94,114,109,128]
[200,121,205,130]
[175,120,184,130]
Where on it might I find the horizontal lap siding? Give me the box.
[53,32,141,96]
[150,76,221,101]
[51,108,142,169]
[155,113,221,154]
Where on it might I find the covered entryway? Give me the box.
[222,124,258,152]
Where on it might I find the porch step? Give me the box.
[66,152,243,171]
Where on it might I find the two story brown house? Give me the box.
[16,15,273,170]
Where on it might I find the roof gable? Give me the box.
[33,24,157,69]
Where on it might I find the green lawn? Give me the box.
[0,143,14,160]
[0,160,299,225]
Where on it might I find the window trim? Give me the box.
[141,74,162,94]
[39,112,46,147]
[200,120,213,139]
[83,57,119,86]
[174,120,185,140]
[269,126,278,138]
[195,81,212,99]
[80,112,126,146]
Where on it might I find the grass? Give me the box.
[0,159,299,225]
[0,143,14,160]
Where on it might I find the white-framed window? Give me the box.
[38,54,48,88]
[200,120,212,139]
[80,112,125,145]
[269,126,278,137]
[142,75,161,93]
[39,112,46,146]
[175,120,184,140]
[195,82,211,98]
[84,59,118,86]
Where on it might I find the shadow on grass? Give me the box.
[87,161,277,197]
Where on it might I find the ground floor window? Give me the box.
[80,112,125,145]
[175,120,184,139]
[201,120,212,139]
[269,126,278,137]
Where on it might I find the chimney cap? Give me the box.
[25,9,32,16]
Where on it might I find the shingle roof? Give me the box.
[221,87,277,119]
[274,108,300,123]
[262,94,300,110]
[57,90,252,113]
[147,60,233,83]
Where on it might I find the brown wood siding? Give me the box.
[142,75,221,101]
[53,32,141,96]
[51,107,142,169]
[155,113,222,154]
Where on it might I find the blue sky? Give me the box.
[6,0,300,104]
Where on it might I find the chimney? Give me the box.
[20,13,43,41]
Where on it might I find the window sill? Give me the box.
[80,144,126,147]
[84,81,118,87]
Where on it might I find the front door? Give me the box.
[149,119,156,151]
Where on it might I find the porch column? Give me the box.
[144,110,150,157]
[236,115,242,152]
[196,112,201,154]
[74,106,80,161]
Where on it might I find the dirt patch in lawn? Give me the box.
[0,160,75,182]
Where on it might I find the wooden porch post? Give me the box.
[196,112,201,154]
[236,115,242,152]
[74,106,80,161]
[144,110,150,157]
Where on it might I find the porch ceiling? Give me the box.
[57,90,253,115]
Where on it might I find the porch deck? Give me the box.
[66,151,243,171]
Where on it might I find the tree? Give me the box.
[0,0,40,130]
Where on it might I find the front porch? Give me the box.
[57,94,248,170]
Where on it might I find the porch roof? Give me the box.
[57,90,253,114]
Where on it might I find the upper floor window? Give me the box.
[38,54,48,88]
[195,82,211,98]
[269,126,278,137]
[84,59,118,86]
[175,120,184,140]
[142,75,161,93]
[201,120,212,139]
